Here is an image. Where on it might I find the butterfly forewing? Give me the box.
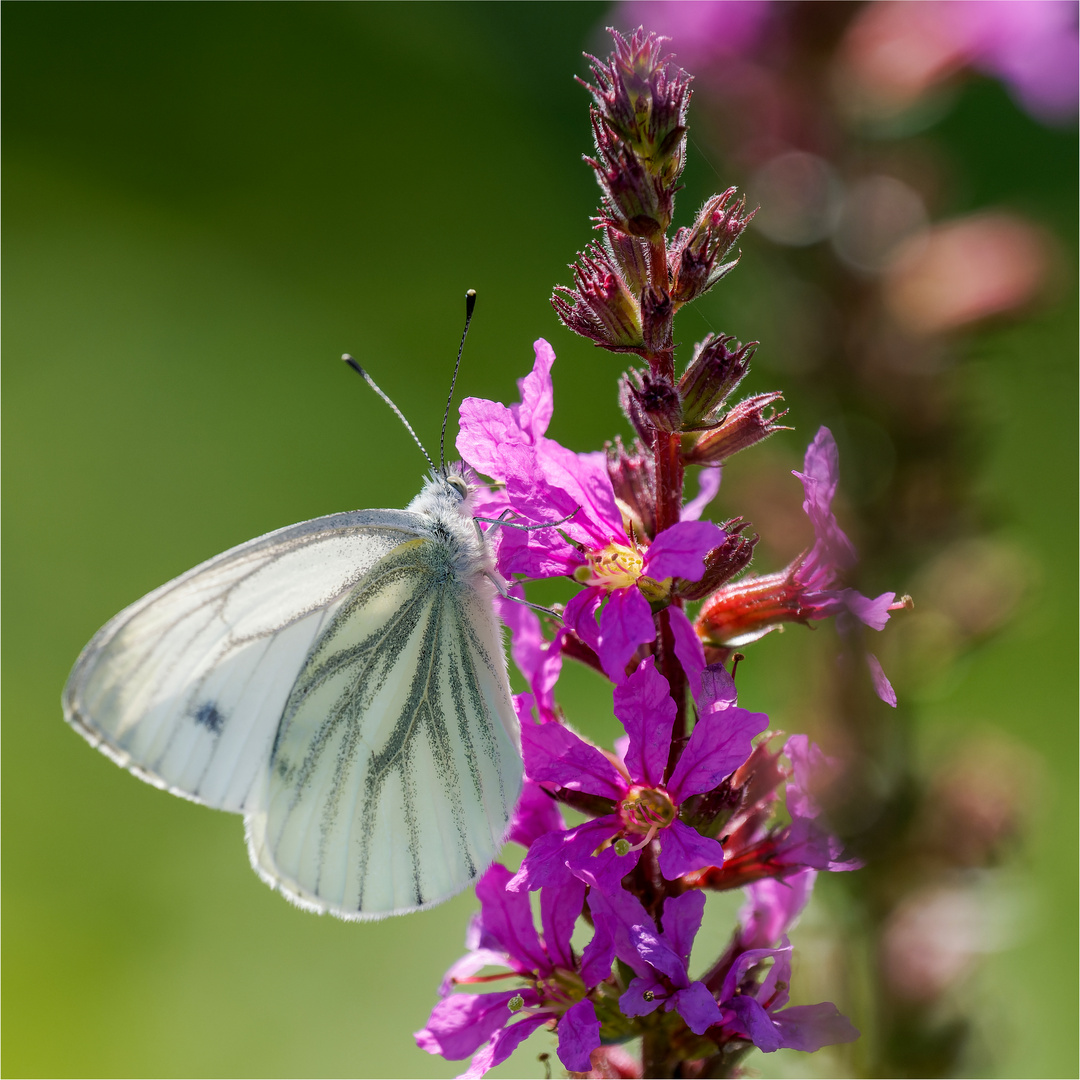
[247,535,521,919]
[63,511,424,812]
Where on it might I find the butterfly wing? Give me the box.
[244,535,522,920]
[63,510,426,813]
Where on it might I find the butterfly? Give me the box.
[62,292,524,920]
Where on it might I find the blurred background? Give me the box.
[3,3,1075,1077]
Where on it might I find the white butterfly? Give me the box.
[63,310,523,920]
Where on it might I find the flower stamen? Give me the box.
[619,785,677,834]
[574,541,645,590]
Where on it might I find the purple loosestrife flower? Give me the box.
[458,340,724,681]
[697,426,905,705]
[774,735,863,872]
[701,867,859,1053]
[586,886,725,1034]
[616,1,774,71]
[716,940,860,1053]
[689,735,861,893]
[952,0,1080,124]
[509,657,767,892]
[415,863,603,1077]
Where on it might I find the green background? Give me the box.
[3,3,1075,1078]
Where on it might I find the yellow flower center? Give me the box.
[573,542,645,591]
[618,785,677,835]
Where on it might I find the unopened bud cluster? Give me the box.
[618,333,790,466]
[552,26,791,641]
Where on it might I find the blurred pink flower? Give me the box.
[883,213,1051,335]
[615,0,772,70]
[841,0,1079,124]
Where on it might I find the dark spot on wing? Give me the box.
[193,701,225,735]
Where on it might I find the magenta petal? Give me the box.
[508,780,564,849]
[540,875,586,971]
[511,339,556,441]
[758,941,793,1010]
[673,982,725,1035]
[667,606,706,705]
[597,585,656,682]
[729,994,783,1053]
[798,426,839,509]
[534,441,624,548]
[682,466,722,521]
[659,888,706,966]
[564,588,603,654]
[531,630,566,722]
[475,865,546,972]
[508,817,621,892]
[459,1013,549,1079]
[589,887,685,983]
[579,907,616,988]
[614,656,676,786]
[579,839,641,893]
[771,1003,860,1051]
[415,989,524,1059]
[556,999,602,1073]
[699,663,738,713]
[500,523,583,580]
[784,734,833,820]
[739,870,817,949]
[778,817,862,873]
[793,428,858,571]
[513,692,536,727]
[657,819,726,880]
[520,721,625,801]
[866,652,897,707]
[721,946,789,1002]
[619,976,666,1017]
[500,597,566,722]
[500,595,542,684]
[667,707,770,802]
[457,399,539,487]
[841,588,896,631]
[643,520,726,582]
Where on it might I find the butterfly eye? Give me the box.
[446,475,468,499]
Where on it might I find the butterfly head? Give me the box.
[437,460,475,503]
[444,472,469,502]
[409,463,477,522]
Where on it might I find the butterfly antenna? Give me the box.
[440,288,477,472]
[343,355,437,472]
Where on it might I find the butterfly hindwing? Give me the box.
[245,535,521,919]
[63,511,426,813]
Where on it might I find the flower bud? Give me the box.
[669,189,756,304]
[678,334,757,427]
[675,519,758,601]
[641,286,674,353]
[695,570,805,647]
[606,436,657,539]
[552,244,644,351]
[589,131,671,240]
[604,227,651,295]
[619,369,682,436]
[683,392,789,464]
[581,28,691,191]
